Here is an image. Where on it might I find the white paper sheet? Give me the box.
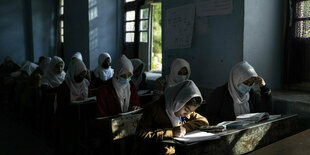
[174,130,220,143]
[196,0,233,17]
[164,4,195,50]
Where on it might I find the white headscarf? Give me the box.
[40,56,66,88]
[130,59,145,88]
[166,58,191,86]
[39,57,51,73]
[112,55,133,113]
[94,52,114,81]
[65,59,90,101]
[165,80,203,127]
[72,52,83,61]
[67,52,83,73]
[228,61,258,116]
[20,61,38,76]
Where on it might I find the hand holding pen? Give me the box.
[173,115,186,137]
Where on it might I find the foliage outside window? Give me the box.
[151,4,162,71]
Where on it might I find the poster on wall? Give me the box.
[196,0,233,17]
[164,4,195,50]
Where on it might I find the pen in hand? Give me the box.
[179,115,182,127]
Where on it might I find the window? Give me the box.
[125,11,136,43]
[139,8,149,43]
[295,1,310,38]
[286,0,310,86]
[59,0,64,43]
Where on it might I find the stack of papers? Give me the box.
[236,112,269,122]
[174,130,220,143]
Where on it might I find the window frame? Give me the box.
[125,10,136,43]
[124,1,140,44]
[293,0,310,42]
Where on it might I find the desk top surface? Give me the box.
[249,128,310,155]
[163,114,298,146]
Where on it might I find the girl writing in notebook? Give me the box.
[134,80,208,155]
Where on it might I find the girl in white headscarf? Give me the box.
[97,55,140,117]
[134,80,208,154]
[41,56,66,88]
[205,61,272,125]
[93,52,114,81]
[130,58,147,90]
[153,58,191,101]
[57,59,90,104]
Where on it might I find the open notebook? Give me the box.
[173,130,220,143]
[236,112,269,122]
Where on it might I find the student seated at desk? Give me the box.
[67,52,91,81]
[134,80,208,155]
[204,61,272,125]
[130,58,147,90]
[55,59,91,154]
[91,52,114,88]
[153,58,191,101]
[97,55,140,117]
[40,56,66,91]
[57,59,91,106]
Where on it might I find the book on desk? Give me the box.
[236,112,269,122]
[95,109,144,140]
[216,112,271,129]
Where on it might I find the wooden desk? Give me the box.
[97,113,143,140]
[164,115,299,155]
[95,113,143,155]
[249,128,310,155]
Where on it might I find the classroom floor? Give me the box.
[0,113,54,155]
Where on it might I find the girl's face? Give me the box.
[133,64,143,78]
[119,72,132,79]
[238,77,256,87]
[74,70,87,83]
[54,62,64,74]
[178,67,188,76]
[174,104,198,118]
